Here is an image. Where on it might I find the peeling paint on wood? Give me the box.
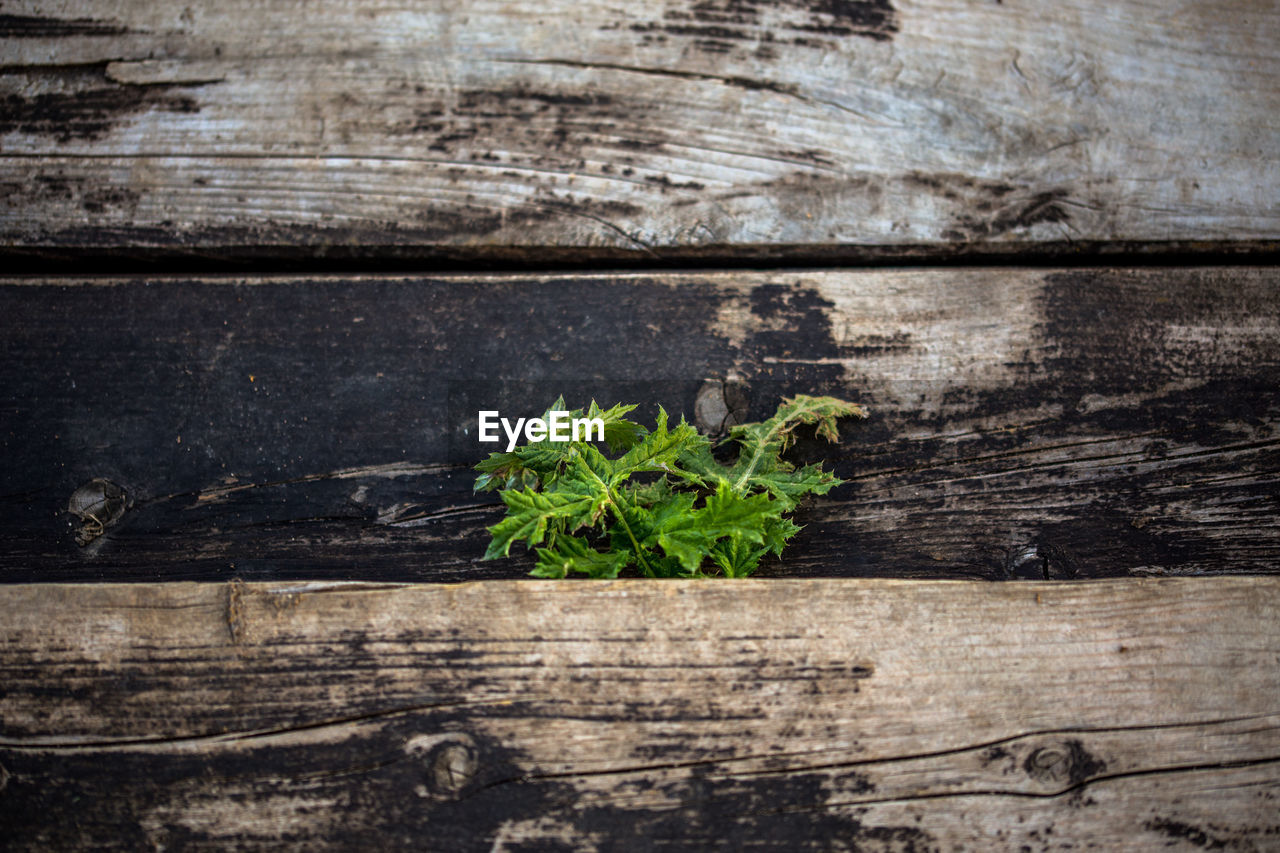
[0,0,1276,256]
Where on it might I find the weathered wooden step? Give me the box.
[1,577,1275,850]
[3,0,1277,261]
[3,267,1276,581]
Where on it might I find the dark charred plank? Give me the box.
[0,267,1275,582]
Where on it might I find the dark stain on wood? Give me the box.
[566,773,935,853]
[1141,816,1280,850]
[0,63,205,143]
[791,0,898,39]
[0,721,536,850]
[900,173,1071,241]
[410,85,632,159]
[0,721,936,851]
[0,734,936,851]
[0,13,131,38]
[629,0,897,55]
[942,189,1073,241]
[644,174,706,191]
[80,186,140,214]
[1002,542,1078,581]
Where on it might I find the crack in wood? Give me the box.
[498,57,896,126]
[807,755,1280,810]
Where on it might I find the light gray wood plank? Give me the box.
[1,0,1277,253]
[1,578,1277,848]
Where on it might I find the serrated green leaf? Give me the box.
[710,536,764,579]
[474,397,645,493]
[533,535,630,579]
[474,451,528,492]
[559,453,612,525]
[585,400,647,452]
[605,501,689,578]
[613,407,705,484]
[677,441,733,490]
[633,483,774,575]
[731,458,842,510]
[625,475,674,507]
[483,489,595,559]
[724,395,863,498]
[729,394,867,452]
[643,493,708,574]
[761,515,802,556]
[698,481,776,541]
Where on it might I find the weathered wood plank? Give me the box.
[1,0,1277,258]
[0,578,1276,849]
[2,267,1277,581]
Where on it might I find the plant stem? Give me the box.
[731,422,785,494]
[607,494,655,578]
[577,456,656,577]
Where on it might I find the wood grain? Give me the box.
[0,577,1276,849]
[3,266,1277,582]
[1,0,1277,259]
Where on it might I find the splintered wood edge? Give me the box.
[1,577,1277,849]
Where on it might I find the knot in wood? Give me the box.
[427,740,478,798]
[1023,739,1107,787]
[1004,541,1077,580]
[66,478,126,546]
[1024,746,1071,783]
[694,378,750,435]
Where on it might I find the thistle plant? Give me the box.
[475,395,866,578]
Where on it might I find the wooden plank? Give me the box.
[1,0,1277,259]
[0,577,1276,849]
[2,266,1277,582]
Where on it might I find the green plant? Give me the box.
[475,395,866,578]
